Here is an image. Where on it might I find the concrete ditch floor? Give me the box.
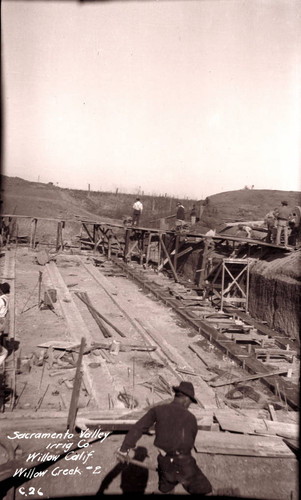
[0,247,299,499]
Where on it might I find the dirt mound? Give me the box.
[199,189,301,230]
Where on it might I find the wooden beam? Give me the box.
[126,240,139,259]
[196,240,210,287]
[159,234,179,282]
[75,292,126,338]
[67,337,85,432]
[146,233,153,265]
[174,234,180,272]
[209,369,289,387]
[82,223,94,244]
[214,413,298,440]
[195,430,294,457]
[124,228,130,261]
[30,218,38,249]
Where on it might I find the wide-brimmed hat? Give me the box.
[173,381,197,403]
[0,282,10,294]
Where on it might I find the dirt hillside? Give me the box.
[200,189,301,230]
[2,176,300,229]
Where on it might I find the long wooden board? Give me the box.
[194,431,294,457]
[215,412,299,440]
[209,368,289,387]
[45,261,124,409]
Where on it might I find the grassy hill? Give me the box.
[0,175,196,224]
[200,189,301,231]
[1,176,300,231]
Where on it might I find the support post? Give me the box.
[67,337,85,432]
[124,229,130,261]
[197,239,209,287]
[146,233,153,265]
[174,234,180,272]
[38,271,43,308]
[108,234,112,259]
[139,231,145,265]
[30,218,38,249]
[56,221,64,251]
[159,234,179,282]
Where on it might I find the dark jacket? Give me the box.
[176,205,185,221]
[120,400,197,455]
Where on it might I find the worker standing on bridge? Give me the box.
[116,381,212,495]
[274,201,291,246]
[264,210,277,244]
[175,202,185,231]
[190,205,197,225]
[132,198,143,227]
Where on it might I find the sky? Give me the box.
[2,0,301,199]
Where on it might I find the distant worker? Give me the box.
[236,224,252,239]
[132,198,143,227]
[190,205,197,225]
[264,210,277,244]
[0,282,10,334]
[175,202,185,230]
[274,201,291,246]
[116,381,212,495]
[288,206,301,246]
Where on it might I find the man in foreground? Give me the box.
[117,381,212,495]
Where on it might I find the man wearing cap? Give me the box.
[117,381,212,495]
[274,201,291,246]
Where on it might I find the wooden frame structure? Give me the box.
[220,258,251,312]
[1,215,293,296]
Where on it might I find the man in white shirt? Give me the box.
[132,198,143,226]
[0,282,10,333]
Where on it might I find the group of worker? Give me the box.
[131,198,197,230]
[132,197,297,247]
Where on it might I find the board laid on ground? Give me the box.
[194,431,295,457]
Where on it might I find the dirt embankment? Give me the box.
[249,251,301,342]
[177,247,300,343]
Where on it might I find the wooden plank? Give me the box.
[79,257,141,333]
[194,430,294,457]
[125,240,139,259]
[67,337,85,431]
[227,308,297,351]
[176,245,194,259]
[209,369,288,387]
[188,343,210,367]
[77,291,112,338]
[135,320,217,409]
[45,261,120,408]
[81,222,95,244]
[174,234,180,272]
[76,293,127,338]
[230,333,262,342]
[215,413,299,440]
[159,233,179,282]
[268,404,277,421]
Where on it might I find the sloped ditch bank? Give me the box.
[178,247,300,343]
